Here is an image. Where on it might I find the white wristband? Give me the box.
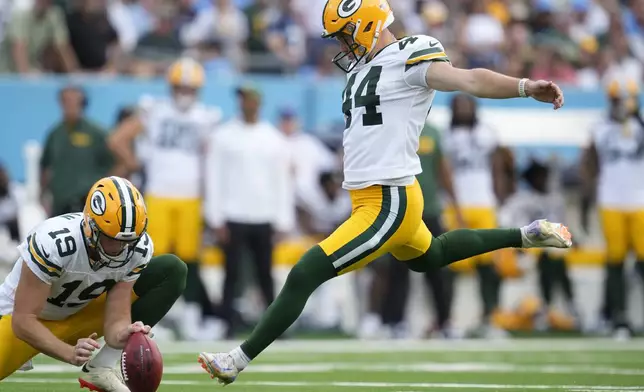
[518,78,529,98]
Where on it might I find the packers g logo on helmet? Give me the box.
[338,0,362,18]
[90,190,106,216]
[322,0,394,72]
[83,176,148,271]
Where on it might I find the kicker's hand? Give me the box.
[71,332,100,366]
[114,321,151,348]
[526,80,564,110]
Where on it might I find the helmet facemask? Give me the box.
[172,85,199,111]
[83,215,142,271]
[325,22,371,72]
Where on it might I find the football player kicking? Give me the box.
[0,176,187,392]
[198,0,572,384]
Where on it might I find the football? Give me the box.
[121,332,163,392]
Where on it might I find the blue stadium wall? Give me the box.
[0,76,614,181]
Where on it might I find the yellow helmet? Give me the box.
[167,57,205,89]
[322,0,394,72]
[606,79,639,98]
[83,176,148,271]
[606,79,640,118]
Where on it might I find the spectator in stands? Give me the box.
[567,0,610,45]
[107,0,155,54]
[504,20,533,72]
[129,3,184,77]
[0,0,11,43]
[603,28,642,86]
[530,46,578,85]
[180,0,248,69]
[458,0,505,69]
[199,40,237,77]
[175,0,198,32]
[0,0,78,74]
[40,85,114,216]
[205,84,294,338]
[244,0,278,72]
[265,0,307,73]
[623,0,644,63]
[66,0,120,73]
[576,37,609,89]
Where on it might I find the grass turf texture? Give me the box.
[4,339,644,392]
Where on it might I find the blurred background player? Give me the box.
[500,158,577,331]
[442,93,511,338]
[581,79,644,339]
[108,57,223,341]
[416,120,462,338]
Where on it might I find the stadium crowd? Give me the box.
[0,0,642,86]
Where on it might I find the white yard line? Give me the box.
[4,378,644,391]
[154,339,644,354]
[22,362,644,376]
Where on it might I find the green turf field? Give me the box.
[4,339,644,392]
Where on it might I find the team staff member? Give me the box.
[40,85,114,217]
[205,84,294,338]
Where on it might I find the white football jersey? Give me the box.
[0,213,153,320]
[139,96,222,199]
[341,35,449,189]
[592,118,644,209]
[443,124,498,207]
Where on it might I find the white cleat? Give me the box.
[521,219,572,249]
[198,352,239,385]
[78,363,130,392]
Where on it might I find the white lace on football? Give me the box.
[120,352,129,382]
